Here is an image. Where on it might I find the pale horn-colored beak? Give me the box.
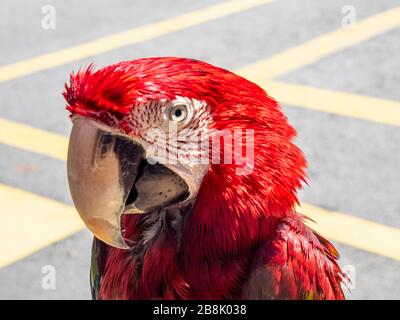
[67,117,190,249]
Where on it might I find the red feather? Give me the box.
[64,57,345,299]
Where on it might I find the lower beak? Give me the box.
[67,117,189,249]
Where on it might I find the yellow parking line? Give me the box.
[262,80,400,127]
[0,0,275,82]
[237,6,400,80]
[1,115,400,263]
[1,118,400,264]
[1,180,399,267]
[1,81,399,165]
[1,118,399,263]
[0,183,83,268]
[299,203,400,261]
[0,3,399,267]
[0,118,68,161]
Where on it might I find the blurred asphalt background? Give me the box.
[0,0,399,299]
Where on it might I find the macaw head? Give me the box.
[64,57,306,249]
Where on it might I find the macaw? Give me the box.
[63,57,345,300]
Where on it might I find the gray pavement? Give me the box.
[0,0,399,299]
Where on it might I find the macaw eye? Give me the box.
[169,104,188,122]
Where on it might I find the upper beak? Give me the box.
[67,117,189,249]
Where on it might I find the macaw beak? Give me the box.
[67,117,189,249]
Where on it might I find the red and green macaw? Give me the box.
[63,57,345,299]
